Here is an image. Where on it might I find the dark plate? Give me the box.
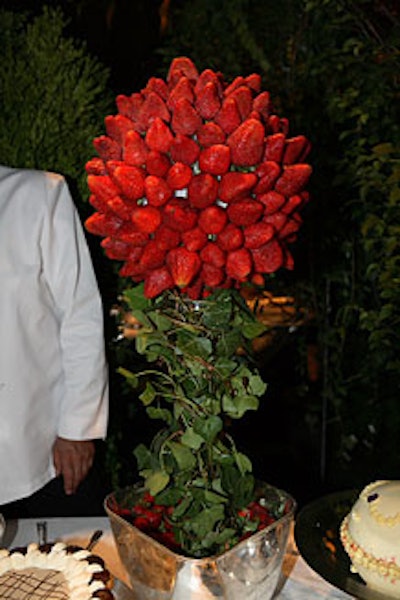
[294,489,395,600]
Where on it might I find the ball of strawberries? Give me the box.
[85,57,312,299]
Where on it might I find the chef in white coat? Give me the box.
[0,165,108,511]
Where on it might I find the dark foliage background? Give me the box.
[1,0,399,506]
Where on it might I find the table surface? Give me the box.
[1,516,354,599]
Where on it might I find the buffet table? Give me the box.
[1,516,354,599]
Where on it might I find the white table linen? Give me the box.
[1,516,354,599]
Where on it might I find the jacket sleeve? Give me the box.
[40,172,109,440]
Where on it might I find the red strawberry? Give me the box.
[226,248,252,280]
[258,191,286,214]
[245,73,262,93]
[166,247,201,287]
[263,133,286,162]
[162,200,198,232]
[131,206,162,233]
[167,57,199,86]
[153,225,181,250]
[87,175,119,201]
[182,227,208,251]
[201,263,224,287]
[188,173,218,208]
[281,194,304,215]
[166,162,193,189]
[144,175,173,206]
[218,172,257,203]
[170,134,200,165]
[217,223,244,251]
[243,222,275,249]
[145,117,174,153]
[86,158,106,175]
[119,250,145,278]
[195,81,221,120]
[88,194,109,214]
[227,86,253,120]
[200,243,225,267]
[93,135,121,161]
[227,199,264,226]
[107,196,132,220]
[254,161,281,194]
[167,76,195,111]
[139,91,170,126]
[146,150,171,177]
[171,98,202,135]
[143,77,169,100]
[223,76,246,97]
[116,93,143,123]
[274,164,312,196]
[144,267,174,298]
[118,227,148,247]
[279,214,302,238]
[268,115,281,134]
[112,165,145,201]
[123,130,149,167]
[227,119,265,166]
[101,237,131,260]
[252,92,271,120]
[198,205,227,234]
[139,240,167,269]
[283,136,311,165]
[197,122,226,147]
[199,144,231,175]
[251,239,284,273]
[280,118,289,135]
[194,69,223,96]
[85,212,122,237]
[181,274,204,300]
[215,97,242,134]
[262,211,287,233]
[105,114,135,144]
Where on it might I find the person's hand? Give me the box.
[52,437,95,495]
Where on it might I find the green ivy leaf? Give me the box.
[142,469,170,496]
[193,415,223,442]
[181,428,204,450]
[167,441,196,470]
[140,382,156,406]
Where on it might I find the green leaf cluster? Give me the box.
[118,287,268,557]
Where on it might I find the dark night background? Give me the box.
[1,0,399,512]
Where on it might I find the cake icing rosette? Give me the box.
[85,56,312,299]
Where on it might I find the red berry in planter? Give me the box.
[199,144,231,175]
[123,130,149,167]
[171,98,202,136]
[215,97,242,134]
[146,150,171,177]
[217,223,244,251]
[198,205,227,235]
[274,164,312,196]
[145,175,173,207]
[188,173,219,209]
[226,248,252,280]
[163,200,198,232]
[263,132,286,162]
[218,172,257,203]
[112,165,146,201]
[182,227,208,252]
[145,117,174,153]
[166,162,193,190]
[167,76,195,111]
[195,81,221,120]
[227,198,264,226]
[166,247,201,288]
[170,134,200,165]
[227,118,265,166]
[131,205,162,233]
[197,122,226,147]
[144,266,174,298]
[200,242,225,267]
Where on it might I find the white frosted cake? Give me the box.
[0,542,114,600]
[340,480,400,597]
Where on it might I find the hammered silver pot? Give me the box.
[105,483,295,600]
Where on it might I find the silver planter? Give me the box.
[105,483,295,599]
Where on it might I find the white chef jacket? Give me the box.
[0,165,108,505]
